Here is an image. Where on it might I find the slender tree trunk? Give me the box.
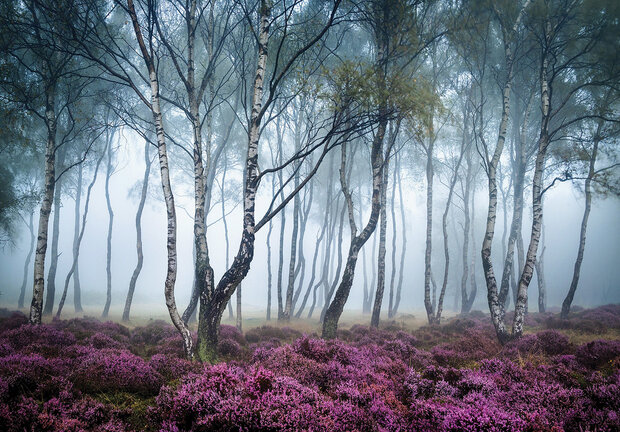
[196,0,271,362]
[296,175,329,319]
[309,164,336,319]
[276,202,286,319]
[322,95,387,338]
[423,134,435,324]
[127,0,194,358]
[392,153,406,316]
[371,149,390,328]
[30,83,57,325]
[388,154,398,318]
[57,149,105,318]
[291,183,312,311]
[461,148,473,313]
[266,218,273,320]
[236,284,242,332]
[43,149,65,316]
[366,223,377,314]
[320,203,346,322]
[123,140,151,321]
[436,136,466,323]
[536,245,546,313]
[481,0,531,345]
[56,164,82,316]
[102,134,115,318]
[512,54,550,338]
[19,211,35,309]
[562,127,600,318]
[282,172,300,321]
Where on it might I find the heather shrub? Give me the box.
[575,339,620,368]
[130,320,178,345]
[503,329,572,358]
[148,354,199,381]
[1,324,76,349]
[72,348,163,395]
[244,325,301,344]
[0,312,27,331]
[85,332,125,350]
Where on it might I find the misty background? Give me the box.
[1,126,618,318]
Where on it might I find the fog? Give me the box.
[1,128,618,319]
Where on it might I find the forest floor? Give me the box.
[0,305,618,431]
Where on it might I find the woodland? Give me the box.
[0,0,618,430]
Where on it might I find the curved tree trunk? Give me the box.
[19,211,35,309]
[57,164,82,317]
[322,103,387,338]
[123,140,151,321]
[57,148,105,319]
[127,0,194,358]
[388,153,398,318]
[512,52,550,338]
[561,125,599,318]
[392,153,407,316]
[102,133,115,318]
[43,148,65,316]
[435,138,466,323]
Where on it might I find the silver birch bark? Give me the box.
[127,0,194,359]
[481,0,531,344]
[512,50,550,338]
[30,84,57,324]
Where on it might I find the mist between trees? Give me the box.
[0,0,618,362]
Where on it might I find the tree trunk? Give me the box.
[57,164,82,316]
[123,140,151,321]
[236,284,242,332]
[461,147,473,313]
[196,0,271,362]
[371,148,390,328]
[435,130,467,324]
[30,83,57,324]
[320,203,345,322]
[512,54,550,338]
[388,153,398,318]
[562,125,599,318]
[282,174,300,321]
[479,0,531,344]
[266,217,273,320]
[322,108,387,338]
[392,153,406,316]
[366,223,377,314]
[19,211,35,309]
[423,134,435,324]
[291,184,312,312]
[56,148,105,319]
[102,133,115,318]
[127,0,194,358]
[296,173,330,319]
[43,148,65,316]
[536,245,546,313]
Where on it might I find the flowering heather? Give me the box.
[0,305,618,431]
